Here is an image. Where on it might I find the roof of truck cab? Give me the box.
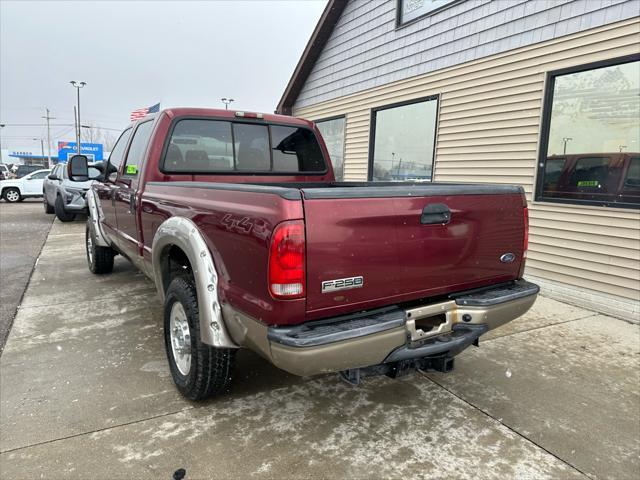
[141,108,316,128]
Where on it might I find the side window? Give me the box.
[108,128,133,174]
[569,157,610,188]
[30,171,49,180]
[271,125,326,173]
[624,157,640,189]
[123,121,154,176]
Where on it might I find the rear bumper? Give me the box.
[228,280,538,377]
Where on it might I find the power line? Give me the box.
[0,123,122,132]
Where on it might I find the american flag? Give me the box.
[130,102,160,122]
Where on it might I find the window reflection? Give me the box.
[316,117,345,181]
[372,98,438,182]
[539,59,640,207]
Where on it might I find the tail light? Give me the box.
[268,220,305,299]
[523,207,529,259]
[518,206,529,279]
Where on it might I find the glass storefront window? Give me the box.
[537,56,640,208]
[316,117,345,181]
[370,97,438,182]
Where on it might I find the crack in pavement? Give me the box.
[0,405,197,455]
[481,313,600,343]
[419,371,596,480]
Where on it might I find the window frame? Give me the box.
[395,0,463,28]
[535,53,640,210]
[159,116,329,176]
[367,95,440,182]
[314,114,346,181]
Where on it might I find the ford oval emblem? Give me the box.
[500,253,516,263]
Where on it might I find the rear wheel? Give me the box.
[164,276,235,400]
[85,222,115,274]
[3,188,21,203]
[43,195,54,214]
[55,195,76,222]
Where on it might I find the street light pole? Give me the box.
[221,98,234,110]
[562,137,572,155]
[0,124,5,164]
[70,81,86,155]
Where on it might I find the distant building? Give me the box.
[0,142,107,167]
[278,0,640,321]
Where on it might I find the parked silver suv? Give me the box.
[43,163,98,221]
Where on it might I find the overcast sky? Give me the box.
[0,0,326,152]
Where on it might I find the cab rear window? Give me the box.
[162,119,327,174]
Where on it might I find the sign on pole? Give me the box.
[57,142,104,162]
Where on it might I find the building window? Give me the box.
[536,55,640,209]
[315,116,345,181]
[369,96,438,182]
[397,0,460,26]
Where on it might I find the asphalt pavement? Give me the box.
[0,199,54,354]
[0,219,638,479]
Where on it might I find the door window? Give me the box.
[107,128,133,178]
[123,121,153,176]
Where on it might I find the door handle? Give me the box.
[421,203,451,225]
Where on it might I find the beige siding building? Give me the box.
[278,0,640,321]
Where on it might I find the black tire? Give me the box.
[164,276,235,400]
[55,195,76,222]
[43,195,54,214]
[85,222,115,274]
[3,188,21,203]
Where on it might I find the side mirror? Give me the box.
[47,174,59,181]
[68,155,89,181]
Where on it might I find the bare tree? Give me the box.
[80,126,117,151]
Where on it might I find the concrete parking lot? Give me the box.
[1,217,638,479]
[0,199,54,354]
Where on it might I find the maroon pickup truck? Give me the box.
[68,107,538,400]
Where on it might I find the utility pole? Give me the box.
[70,81,86,154]
[42,108,55,168]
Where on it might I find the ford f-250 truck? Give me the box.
[67,107,538,400]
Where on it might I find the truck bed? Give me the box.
[141,180,527,325]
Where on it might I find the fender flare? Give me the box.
[86,188,110,247]
[151,216,237,349]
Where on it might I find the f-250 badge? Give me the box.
[321,276,364,293]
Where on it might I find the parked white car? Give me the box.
[0,169,51,202]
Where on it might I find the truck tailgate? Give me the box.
[301,184,526,318]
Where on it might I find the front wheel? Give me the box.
[43,195,54,214]
[55,195,76,222]
[3,188,21,203]
[164,276,235,400]
[85,222,115,274]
